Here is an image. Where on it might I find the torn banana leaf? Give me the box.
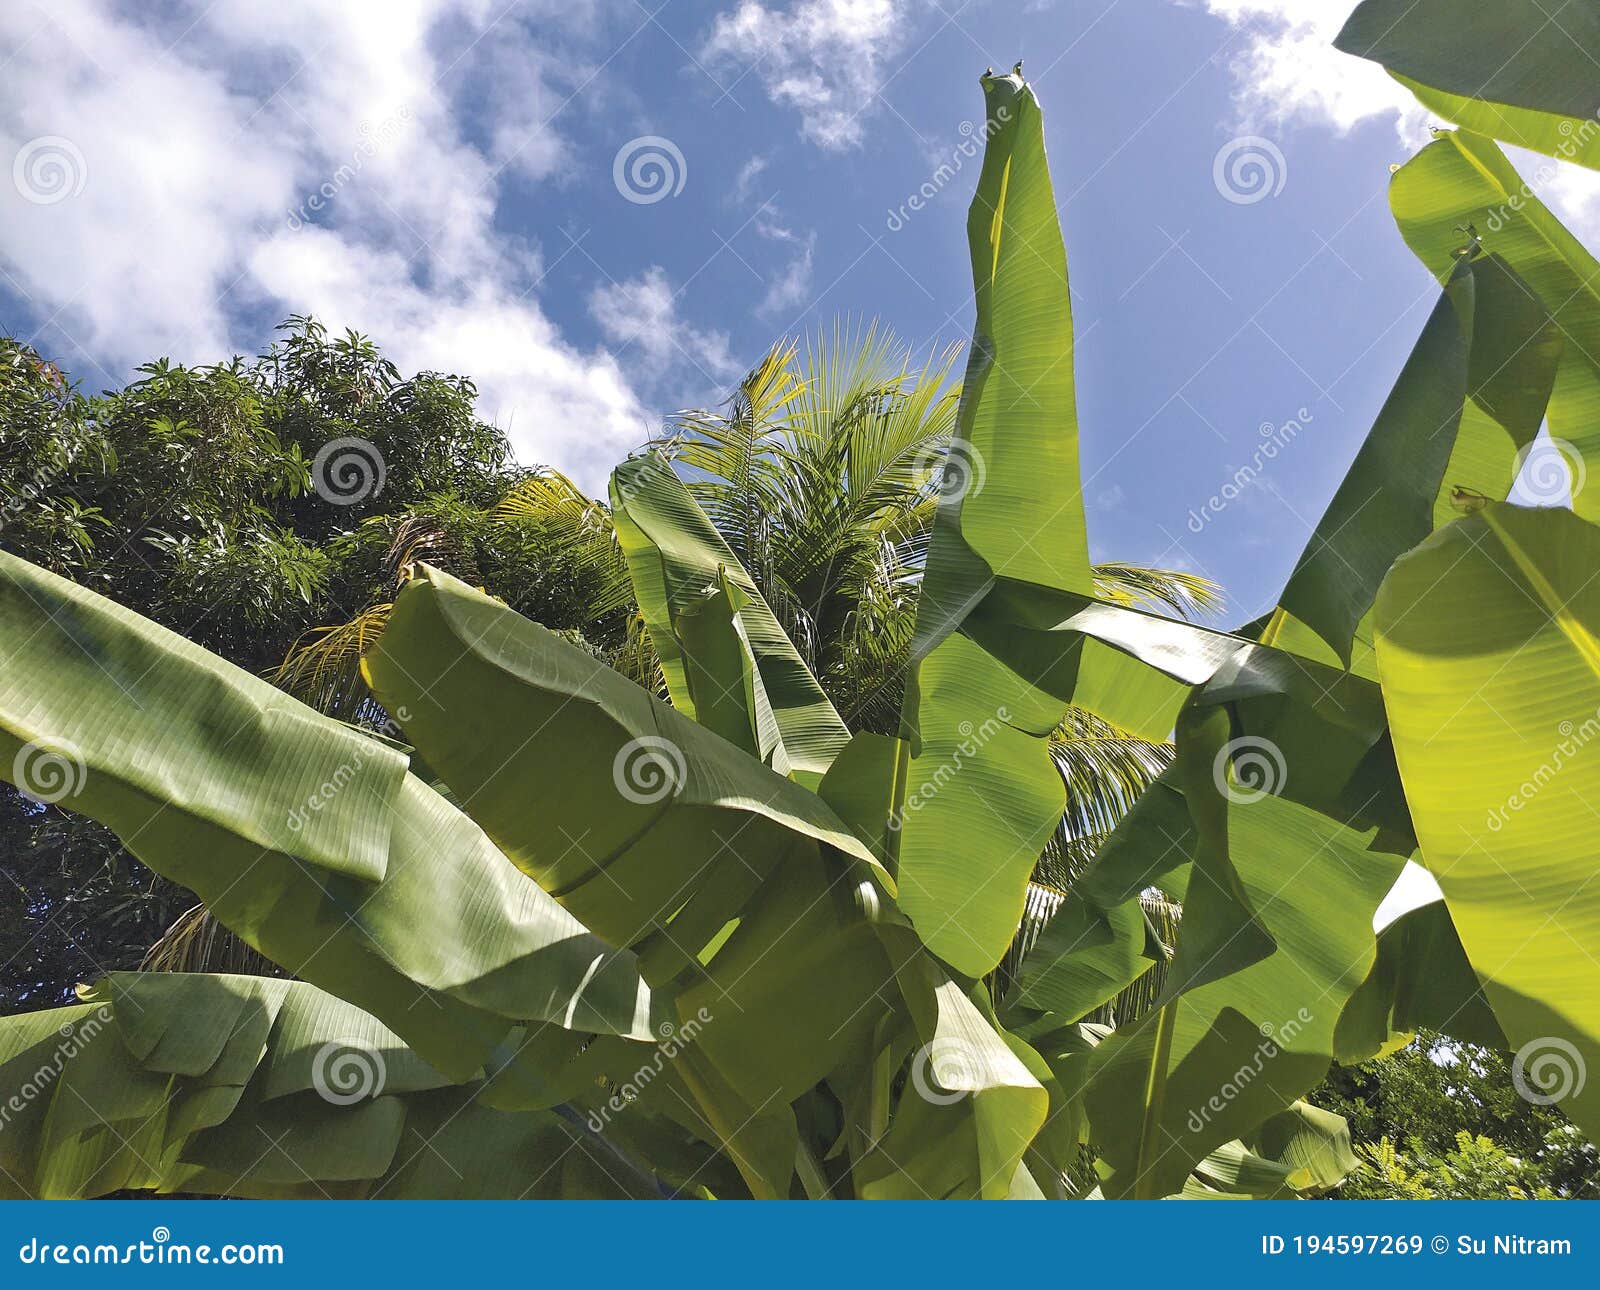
[0,974,652,1199]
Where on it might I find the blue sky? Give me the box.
[5,0,1599,625]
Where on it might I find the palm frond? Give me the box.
[1093,562,1224,621]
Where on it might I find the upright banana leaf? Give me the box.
[1375,502,1600,1141]
[609,452,852,784]
[1389,130,1600,519]
[1336,0,1600,169]
[0,550,658,1083]
[891,68,1113,975]
[0,974,651,1199]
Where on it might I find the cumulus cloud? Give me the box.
[702,0,907,150]
[587,265,741,390]
[0,0,655,492]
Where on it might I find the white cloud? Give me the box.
[587,265,740,389]
[703,0,907,150]
[0,0,654,493]
[1189,1,1600,244]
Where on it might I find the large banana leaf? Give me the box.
[362,563,903,1197]
[1389,130,1600,519]
[0,551,658,1082]
[891,67,1097,977]
[1374,502,1600,1140]
[609,452,851,784]
[1336,0,1600,169]
[0,974,650,1199]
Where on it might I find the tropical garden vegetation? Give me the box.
[1,0,1599,1199]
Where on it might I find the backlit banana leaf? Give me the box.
[0,551,657,1083]
[891,67,1097,976]
[362,564,899,1197]
[0,974,650,1199]
[1260,252,1559,673]
[1336,0,1600,170]
[610,453,851,783]
[1389,130,1600,520]
[1374,502,1600,1140]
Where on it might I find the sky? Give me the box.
[5,0,1600,630]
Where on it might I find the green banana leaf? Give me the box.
[0,550,658,1083]
[891,67,1097,977]
[1389,130,1600,520]
[1336,0,1600,169]
[610,453,852,784]
[0,974,650,1199]
[362,563,903,1197]
[1374,502,1600,1141]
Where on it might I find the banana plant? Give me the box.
[4,14,1600,1198]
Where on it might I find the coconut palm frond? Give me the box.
[140,904,283,977]
[1093,562,1224,621]
[271,603,392,720]
[492,469,635,619]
